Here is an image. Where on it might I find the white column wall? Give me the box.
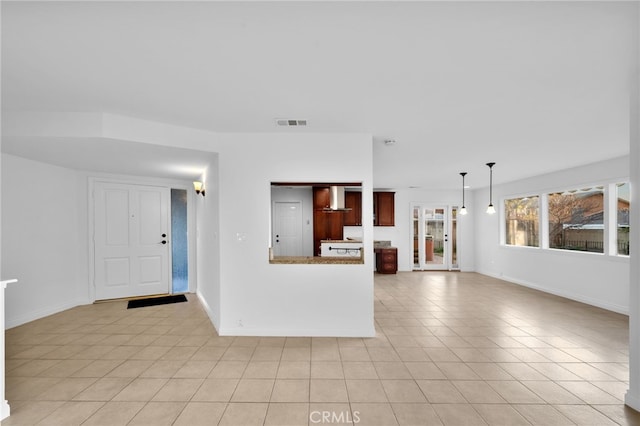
[0,18,9,411]
[625,2,640,411]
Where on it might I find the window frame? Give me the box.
[500,178,630,258]
[546,185,606,254]
[614,182,631,257]
[502,194,541,248]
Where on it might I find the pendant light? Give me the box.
[459,172,468,215]
[486,162,496,214]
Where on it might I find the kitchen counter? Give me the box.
[270,256,364,265]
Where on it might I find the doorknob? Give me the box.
[161,240,167,245]
[162,233,167,238]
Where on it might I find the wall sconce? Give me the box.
[193,181,205,197]
[459,172,468,215]
[486,162,496,214]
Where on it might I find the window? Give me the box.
[505,196,539,247]
[548,187,604,253]
[617,182,630,255]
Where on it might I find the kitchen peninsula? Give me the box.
[269,256,364,264]
[271,239,364,264]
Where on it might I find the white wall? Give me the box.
[474,156,630,314]
[195,156,221,331]
[210,133,375,337]
[1,154,87,327]
[4,114,377,337]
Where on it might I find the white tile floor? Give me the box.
[3,272,640,425]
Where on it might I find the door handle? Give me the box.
[161,240,167,245]
[162,233,167,238]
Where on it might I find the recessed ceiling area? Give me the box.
[1,1,634,189]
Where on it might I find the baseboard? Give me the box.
[217,326,377,338]
[478,269,628,315]
[5,298,89,329]
[625,390,640,412]
[195,291,220,333]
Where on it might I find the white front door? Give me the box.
[273,201,303,256]
[94,182,170,300]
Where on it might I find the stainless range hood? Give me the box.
[326,186,352,211]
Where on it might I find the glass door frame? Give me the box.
[411,204,459,271]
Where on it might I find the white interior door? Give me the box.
[94,182,170,300]
[273,201,303,256]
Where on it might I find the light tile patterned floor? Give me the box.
[4,272,640,425]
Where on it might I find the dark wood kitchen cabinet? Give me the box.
[343,191,362,226]
[374,192,395,226]
[313,210,344,256]
[313,187,344,256]
[313,187,331,210]
[375,247,397,274]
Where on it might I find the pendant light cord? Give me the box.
[486,162,496,207]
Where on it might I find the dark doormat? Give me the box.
[127,294,187,309]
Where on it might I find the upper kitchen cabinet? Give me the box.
[374,192,395,226]
[313,186,345,256]
[313,187,331,210]
[344,191,362,226]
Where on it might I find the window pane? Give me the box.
[451,207,458,268]
[617,182,630,255]
[548,187,604,253]
[505,196,539,247]
[171,188,189,293]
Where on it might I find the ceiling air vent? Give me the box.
[276,119,307,127]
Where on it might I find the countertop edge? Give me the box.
[270,256,364,265]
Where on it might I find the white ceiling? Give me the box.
[1,1,635,189]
